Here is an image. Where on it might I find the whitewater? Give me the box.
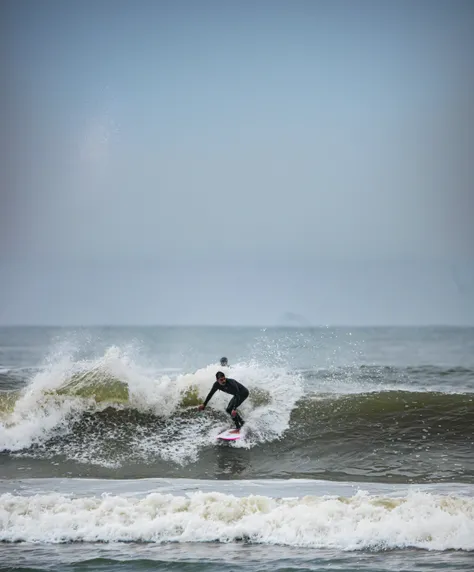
[1,325,473,571]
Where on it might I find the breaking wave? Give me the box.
[1,489,473,550]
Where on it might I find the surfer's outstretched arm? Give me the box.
[198,382,219,410]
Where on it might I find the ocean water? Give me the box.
[0,325,473,571]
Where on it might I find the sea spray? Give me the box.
[1,345,303,466]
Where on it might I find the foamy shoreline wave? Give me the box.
[1,487,473,550]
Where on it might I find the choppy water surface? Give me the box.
[1,326,473,571]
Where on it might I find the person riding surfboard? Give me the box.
[198,371,248,430]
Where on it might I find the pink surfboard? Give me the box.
[217,428,241,441]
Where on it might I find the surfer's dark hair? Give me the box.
[216,371,225,379]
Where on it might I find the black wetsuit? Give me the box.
[203,378,249,429]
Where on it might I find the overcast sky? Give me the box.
[1,0,473,325]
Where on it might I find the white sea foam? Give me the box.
[0,489,472,550]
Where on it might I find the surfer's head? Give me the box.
[216,371,226,384]
[220,357,228,367]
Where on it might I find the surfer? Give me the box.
[198,371,248,430]
[220,357,228,366]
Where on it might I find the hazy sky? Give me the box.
[1,0,473,325]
